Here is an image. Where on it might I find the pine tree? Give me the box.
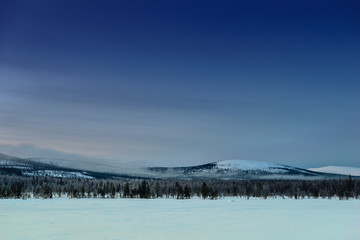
[201,182,209,199]
[139,180,150,199]
[184,185,191,199]
[123,182,130,198]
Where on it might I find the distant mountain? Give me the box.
[0,153,127,179]
[308,166,360,177]
[0,152,354,180]
[146,160,346,180]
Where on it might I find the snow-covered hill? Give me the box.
[0,153,116,179]
[1,152,354,180]
[147,160,332,180]
[216,160,306,173]
[308,166,360,177]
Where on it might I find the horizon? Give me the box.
[1,0,359,168]
[1,144,359,170]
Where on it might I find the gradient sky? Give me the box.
[0,0,359,168]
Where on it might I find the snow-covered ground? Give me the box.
[308,166,360,176]
[0,198,359,240]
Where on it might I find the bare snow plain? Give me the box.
[1,198,359,240]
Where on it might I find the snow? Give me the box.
[0,198,359,240]
[22,170,94,179]
[216,160,283,170]
[216,160,289,173]
[308,166,360,177]
[2,166,31,170]
[0,160,28,166]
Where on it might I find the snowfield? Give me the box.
[308,166,360,177]
[0,198,359,240]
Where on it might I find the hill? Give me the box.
[0,152,353,180]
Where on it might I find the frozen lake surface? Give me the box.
[1,198,359,240]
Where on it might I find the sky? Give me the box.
[0,0,359,168]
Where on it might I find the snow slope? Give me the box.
[23,170,94,179]
[147,159,322,180]
[308,166,360,177]
[216,160,293,173]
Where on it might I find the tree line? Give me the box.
[0,175,359,200]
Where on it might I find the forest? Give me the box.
[0,175,359,200]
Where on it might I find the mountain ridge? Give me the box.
[146,159,332,180]
[0,152,356,180]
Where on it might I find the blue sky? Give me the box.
[0,0,359,167]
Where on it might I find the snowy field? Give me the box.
[1,198,359,240]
